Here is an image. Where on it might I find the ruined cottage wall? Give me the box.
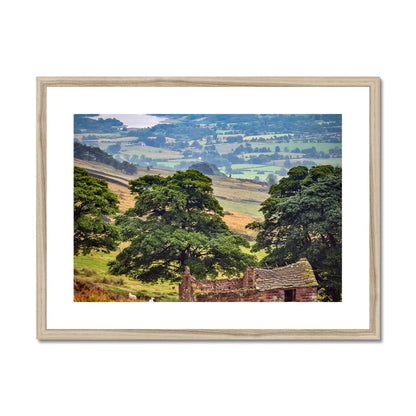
[295,287,317,302]
[194,287,317,302]
[195,288,262,302]
[195,288,285,302]
[242,267,256,289]
[194,278,244,292]
[178,268,196,302]
[178,271,244,302]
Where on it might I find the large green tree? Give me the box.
[248,165,342,301]
[74,167,120,255]
[109,170,257,282]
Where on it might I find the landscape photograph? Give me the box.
[74,114,342,302]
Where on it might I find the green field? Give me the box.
[118,144,183,160]
[243,133,294,141]
[230,163,284,181]
[155,159,194,169]
[277,142,341,152]
[308,157,342,166]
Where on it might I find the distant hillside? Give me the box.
[74,113,342,182]
[74,142,137,175]
[74,159,266,236]
[74,114,123,134]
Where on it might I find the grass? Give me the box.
[223,211,260,240]
[308,157,342,166]
[74,250,180,302]
[156,159,198,169]
[241,242,267,263]
[218,199,262,219]
[228,164,285,181]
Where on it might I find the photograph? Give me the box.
[73,113,342,303]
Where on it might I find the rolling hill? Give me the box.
[74,158,267,238]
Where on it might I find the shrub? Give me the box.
[80,267,97,277]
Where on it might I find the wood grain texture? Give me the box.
[37,78,47,340]
[36,76,379,88]
[36,77,381,340]
[369,78,381,339]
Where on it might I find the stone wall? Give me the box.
[242,267,256,289]
[194,288,282,302]
[294,287,317,302]
[178,267,196,302]
[195,278,244,292]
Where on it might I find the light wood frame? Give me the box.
[37,77,380,340]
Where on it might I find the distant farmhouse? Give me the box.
[179,258,318,302]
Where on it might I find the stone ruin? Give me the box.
[178,258,318,302]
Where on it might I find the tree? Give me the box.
[188,162,225,176]
[109,170,257,282]
[248,165,342,301]
[74,167,120,255]
[266,173,277,188]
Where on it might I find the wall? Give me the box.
[195,287,317,302]
[179,269,245,302]
[1,2,413,416]
[295,287,318,302]
[195,288,282,302]
[195,278,244,292]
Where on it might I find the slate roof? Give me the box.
[254,258,318,290]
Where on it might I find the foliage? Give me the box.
[74,114,123,133]
[74,142,137,175]
[248,165,342,301]
[109,169,257,282]
[266,173,277,188]
[188,161,225,176]
[74,167,120,255]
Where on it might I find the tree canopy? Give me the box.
[109,169,257,282]
[248,165,342,301]
[74,167,120,255]
[188,161,225,177]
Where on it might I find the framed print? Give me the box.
[36,77,380,340]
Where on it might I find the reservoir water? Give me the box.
[89,114,168,128]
